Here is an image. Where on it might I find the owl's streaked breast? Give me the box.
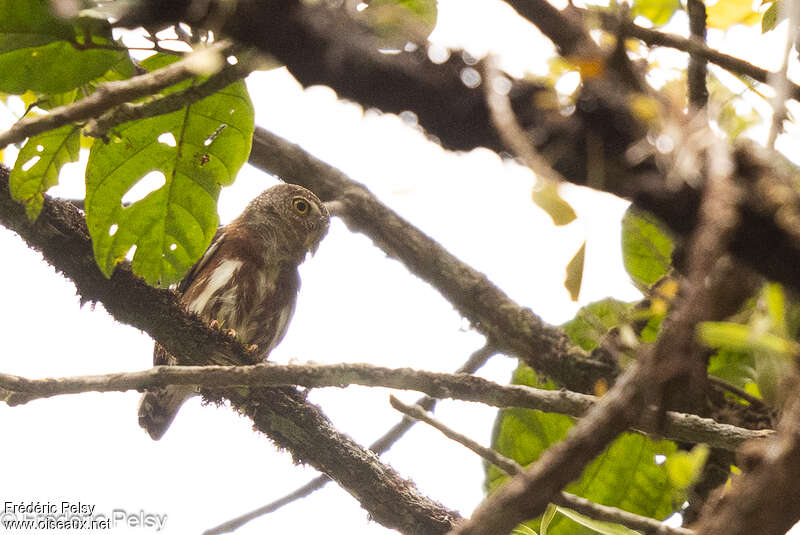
[184,256,297,359]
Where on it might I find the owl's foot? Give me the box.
[226,328,237,339]
[208,319,220,329]
[246,344,259,353]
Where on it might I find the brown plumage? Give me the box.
[138,184,330,440]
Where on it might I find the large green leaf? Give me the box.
[10,123,80,219]
[0,0,125,94]
[621,207,674,289]
[487,365,678,535]
[85,53,254,286]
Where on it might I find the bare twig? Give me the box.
[593,11,800,101]
[482,58,566,186]
[0,361,771,451]
[204,344,497,535]
[85,53,257,138]
[0,41,234,150]
[708,376,768,411]
[768,0,800,147]
[391,397,693,535]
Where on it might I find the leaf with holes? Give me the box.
[10,123,80,219]
[85,53,254,286]
[0,0,126,94]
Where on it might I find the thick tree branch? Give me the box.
[450,137,741,535]
[0,167,458,535]
[108,2,800,296]
[391,397,694,535]
[686,0,709,110]
[0,361,771,451]
[249,127,616,393]
[204,344,497,535]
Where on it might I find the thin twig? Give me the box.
[391,397,693,535]
[85,51,258,138]
[0,41,234,150]
[708,376,768,410]
[482,58,566,186]
[595,11,800,101]
[0,361,771,451]
[203,344,497,535]
[768,0,800,147]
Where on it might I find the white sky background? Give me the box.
[1,0,796,533]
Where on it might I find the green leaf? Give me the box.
[562,298,631,351]
[565,242,586,302]
[553,507,640,535]
[85,53,254,286]
[359,0,438,46]
[698,321,798,356]
[762,1,780,32]
[10,123,80,219]
[707,347,757,390]
[0,0,125,94]
[487,365,677,535]
[630,0,681,26]
[621,207,674,289]
[706,0,761,29]
[532,183,577,226]
[665,444,709,490]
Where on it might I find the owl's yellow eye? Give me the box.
[292,197,310,215]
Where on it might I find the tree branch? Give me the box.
[0,361,771,451]
[204,344,497,535]
[686,0,709,110]
[248,127,617,394]
[0,41,234,151]
[694,391,800,535]
[449,136,742,535]
[0,167,458,535]
[391,397,694,535]
[84,52,256,139]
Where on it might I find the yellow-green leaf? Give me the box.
[707,0,761,29]
[565,241,586,302]
[532,183,577,226]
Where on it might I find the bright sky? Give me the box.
[0,1,793,534]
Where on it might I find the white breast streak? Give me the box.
[187,259,243,315]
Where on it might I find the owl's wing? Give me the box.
[152,227,227,367]
[177,226,226,294]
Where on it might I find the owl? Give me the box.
[138,184,331,440]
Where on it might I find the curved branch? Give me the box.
[249,127,617,393]
[0,167,458,535]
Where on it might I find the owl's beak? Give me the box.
[323,200,345,218]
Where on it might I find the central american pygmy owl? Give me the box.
[138,184,331,440]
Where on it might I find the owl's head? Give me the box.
[238,183,330,260]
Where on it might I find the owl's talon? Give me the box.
[226,328,237,339]
[209,319,220,329]
[247,344,258,352]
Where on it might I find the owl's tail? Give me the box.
[137,386,196,440]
